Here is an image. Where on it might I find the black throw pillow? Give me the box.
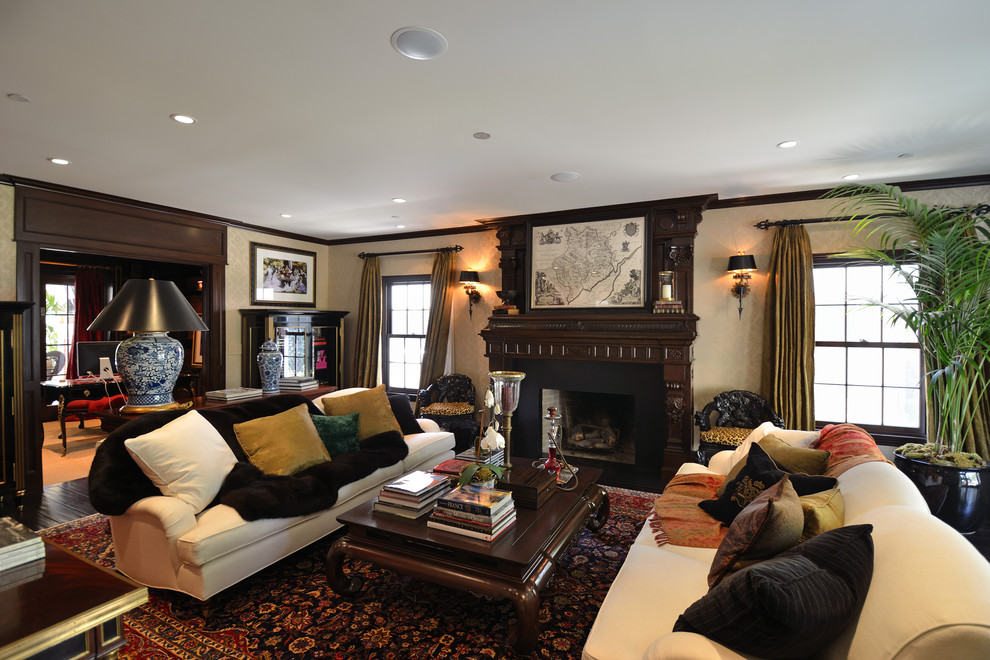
[700,444,837,525]
[388,393,423,436]
[673,524,874,659]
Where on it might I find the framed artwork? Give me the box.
[530,216,647,309]
[250,242,317,307]
[191,331,203,366]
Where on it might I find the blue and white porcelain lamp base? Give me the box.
[117,332,186,413]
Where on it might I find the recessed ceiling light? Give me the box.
[170,114,196,124]
[842,174,861,181]
[47,157,70,165]
[550,172,581,183]
[280,213,292,218]
[392,198,407,204]
[473,132,492,140]
[776,140,799,149]
[391,27,447,60]
[7,93,30,103]
[395,224,406,229]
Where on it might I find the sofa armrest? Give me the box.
[124,495,199,540]
[417,417,441,433]
[707,450,736,476]
[645,632,751,660]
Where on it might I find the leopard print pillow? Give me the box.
[421,401,474,416]
[699,426,753,447]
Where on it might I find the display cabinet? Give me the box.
[1,302,32,511]
[240,309,348,389]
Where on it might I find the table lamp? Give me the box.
[88,278,208,413]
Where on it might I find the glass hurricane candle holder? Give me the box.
[659,271,675,301]
[489,370,525,470]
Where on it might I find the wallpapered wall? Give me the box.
[2,181,988,445]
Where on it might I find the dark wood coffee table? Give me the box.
[326,465,608,653]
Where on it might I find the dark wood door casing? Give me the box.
[11,182,229,496]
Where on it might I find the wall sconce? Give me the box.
[459,270,481,318]
[727,253,757,319]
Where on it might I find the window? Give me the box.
[383,276,431,392]
[44,281,75,379]
[813,257,924,443]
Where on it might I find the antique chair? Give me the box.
[417,374,477,452]
[693,389,784,464]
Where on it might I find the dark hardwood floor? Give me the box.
[11,476,990,563]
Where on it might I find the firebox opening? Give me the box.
[542,389,636,465]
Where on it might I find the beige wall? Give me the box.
[4,181,988,417]
[225,227,331,387]
[0,184,16,300]
[327,231,499,396]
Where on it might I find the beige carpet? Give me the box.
[41,418,106,486]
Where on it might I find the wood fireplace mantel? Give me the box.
[478,195,713,479]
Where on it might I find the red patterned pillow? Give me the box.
[812,423,891,478]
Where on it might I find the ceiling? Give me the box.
[3,1,990,242]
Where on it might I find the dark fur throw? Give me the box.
[88,394,409,520]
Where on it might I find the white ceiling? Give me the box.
[2,1,990,241]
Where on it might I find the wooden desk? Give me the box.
[0,540,148,660]
[93,385,338,434]
[40,378,126,455]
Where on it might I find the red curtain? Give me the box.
[66,268,107,379]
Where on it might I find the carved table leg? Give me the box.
[585,486,610,532]
[57,394,68,455]
[325,537,363,596]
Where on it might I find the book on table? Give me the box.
[426,508,517,541]
[430,499,516,528]
[278,377,319,391]
[0,517,45,570]
[436,484,513,516]
[382,470,452,498]
[453,448,504,464]
[205,387,264,401]
[373,471,454,518]
[432,458,480,476]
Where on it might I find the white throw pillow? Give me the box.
[124,410,237,513]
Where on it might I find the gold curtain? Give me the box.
[417,251,456,410]
[352,256,381,388]
[761,225,816,430]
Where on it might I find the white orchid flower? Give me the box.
[484,388,495,409]
[480,426,505,451]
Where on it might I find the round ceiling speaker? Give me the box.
[391,26,448,60]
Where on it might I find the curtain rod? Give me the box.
[754,216,854,230]
[358,245,463,259]
[756,204,989,230]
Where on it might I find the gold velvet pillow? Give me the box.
[758,434,830,475]
[233,403,330,475]
[321,384,402,441]
[798,487,845,542]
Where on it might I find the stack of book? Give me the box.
[278,376,319,391]
[0,517,45,573]
[492,303,520,315]
[373,471,454,519]
[427,485,516,541]
[454,447,504,465]
[653,299,684,314]
[205,387,264,402]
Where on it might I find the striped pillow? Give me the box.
[674,524,874,659]
[812,423,891,478]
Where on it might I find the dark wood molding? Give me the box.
[708,172,990,210]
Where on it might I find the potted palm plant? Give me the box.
[826,183,990,532]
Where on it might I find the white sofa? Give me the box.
[90,389,455,600]
[583,423,990,660]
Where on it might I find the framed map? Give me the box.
[530,216,647,309]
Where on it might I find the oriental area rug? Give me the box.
[41,485,657,660]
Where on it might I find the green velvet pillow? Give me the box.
[310,412,360,457]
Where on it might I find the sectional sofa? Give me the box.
[583,422,990,660]
[88,387,455,600]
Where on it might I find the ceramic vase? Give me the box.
[257,339,283,393]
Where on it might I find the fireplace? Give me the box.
[479,194,709,481]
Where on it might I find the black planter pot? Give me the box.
[893,452,990,533]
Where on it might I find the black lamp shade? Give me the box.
[727,254,757,273]
[88,279,209,333]
[459,270,480,284]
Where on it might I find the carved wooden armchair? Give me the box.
[417,374,477,451]
[693,389,784,464]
